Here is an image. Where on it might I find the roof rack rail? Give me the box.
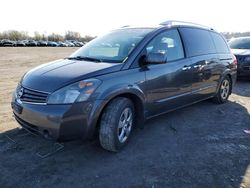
[159,20,213,30]
[121,25,130,28]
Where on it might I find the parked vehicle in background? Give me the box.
[0,39,86,47]
[229,37,250,77]
[16,41,26,46]
[25,40,37,46]
[64,41,75,47]
[57,41,68,47]
[37,41,47,47]
[67,40,78,46]
[1,39,15,46]
[11,21,237,152]
[68,40,84,47]
[77,41,84,46]
[47,41,59,47]
[74,41,83,47]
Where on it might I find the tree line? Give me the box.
[222,32,250,40]
[0,30,95,42]
[1,30,250,42]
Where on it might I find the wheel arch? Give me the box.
[88,88,146,139]
[226,73,233,94]
[216,71,234,95]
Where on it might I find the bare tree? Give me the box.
[65,31,81,40]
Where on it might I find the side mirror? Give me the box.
[145,52,167,65]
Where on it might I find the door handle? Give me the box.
[182,66,191,71]
[193,64,202,69]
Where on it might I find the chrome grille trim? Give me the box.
[17,86,49,104]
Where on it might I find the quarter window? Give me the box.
[146,29,184,62]
[210,32,230,53]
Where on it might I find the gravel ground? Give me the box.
[0,48,249,188]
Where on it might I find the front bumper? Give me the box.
[235,57,250,76]
[11,98,105,141]
[238,64,250,76]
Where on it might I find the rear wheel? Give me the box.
[212,76,231,104]
[99,97,135,152]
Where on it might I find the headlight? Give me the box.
[47,78,101,104]
[244,56,250,61]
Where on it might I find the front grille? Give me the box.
[17,86,48,104]
[243,66,250,70]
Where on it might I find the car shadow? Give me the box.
[0,99,249,188]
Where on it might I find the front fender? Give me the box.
[97,83,146,102]
[86,83,146,138]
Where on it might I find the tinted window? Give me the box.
[146,29,184,61]
[211,32,230,53]
[179,28,216,57]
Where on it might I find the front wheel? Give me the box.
[212,76,231,104]
[99,97,135,152]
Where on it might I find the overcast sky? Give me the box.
[1,0,249,36]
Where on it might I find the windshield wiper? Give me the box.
[66,56,102,62]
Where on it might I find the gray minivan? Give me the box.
[11,21,237,152]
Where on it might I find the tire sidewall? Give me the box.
[218,76,231,103]
[113,100,135,150]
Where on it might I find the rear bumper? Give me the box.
[11,99,106,141]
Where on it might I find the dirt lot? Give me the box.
[0,47,249,188]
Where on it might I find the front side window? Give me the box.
[70,28,153,63]
[146,29,184,62]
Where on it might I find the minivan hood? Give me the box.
[231,49,250,56]
[22,59,122,92]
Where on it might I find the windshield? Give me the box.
[70,28,154,63]
[228,38,250,49]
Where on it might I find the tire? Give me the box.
[212,76,231,104]
[99,97,135,152]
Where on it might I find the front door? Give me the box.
[144,29,195,117]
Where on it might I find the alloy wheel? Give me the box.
[220,79,230,100]
[117,107,133,143]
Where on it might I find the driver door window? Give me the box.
[146,29,184,62]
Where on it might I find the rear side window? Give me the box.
[179,28,216,57]
[210,32,230,53]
